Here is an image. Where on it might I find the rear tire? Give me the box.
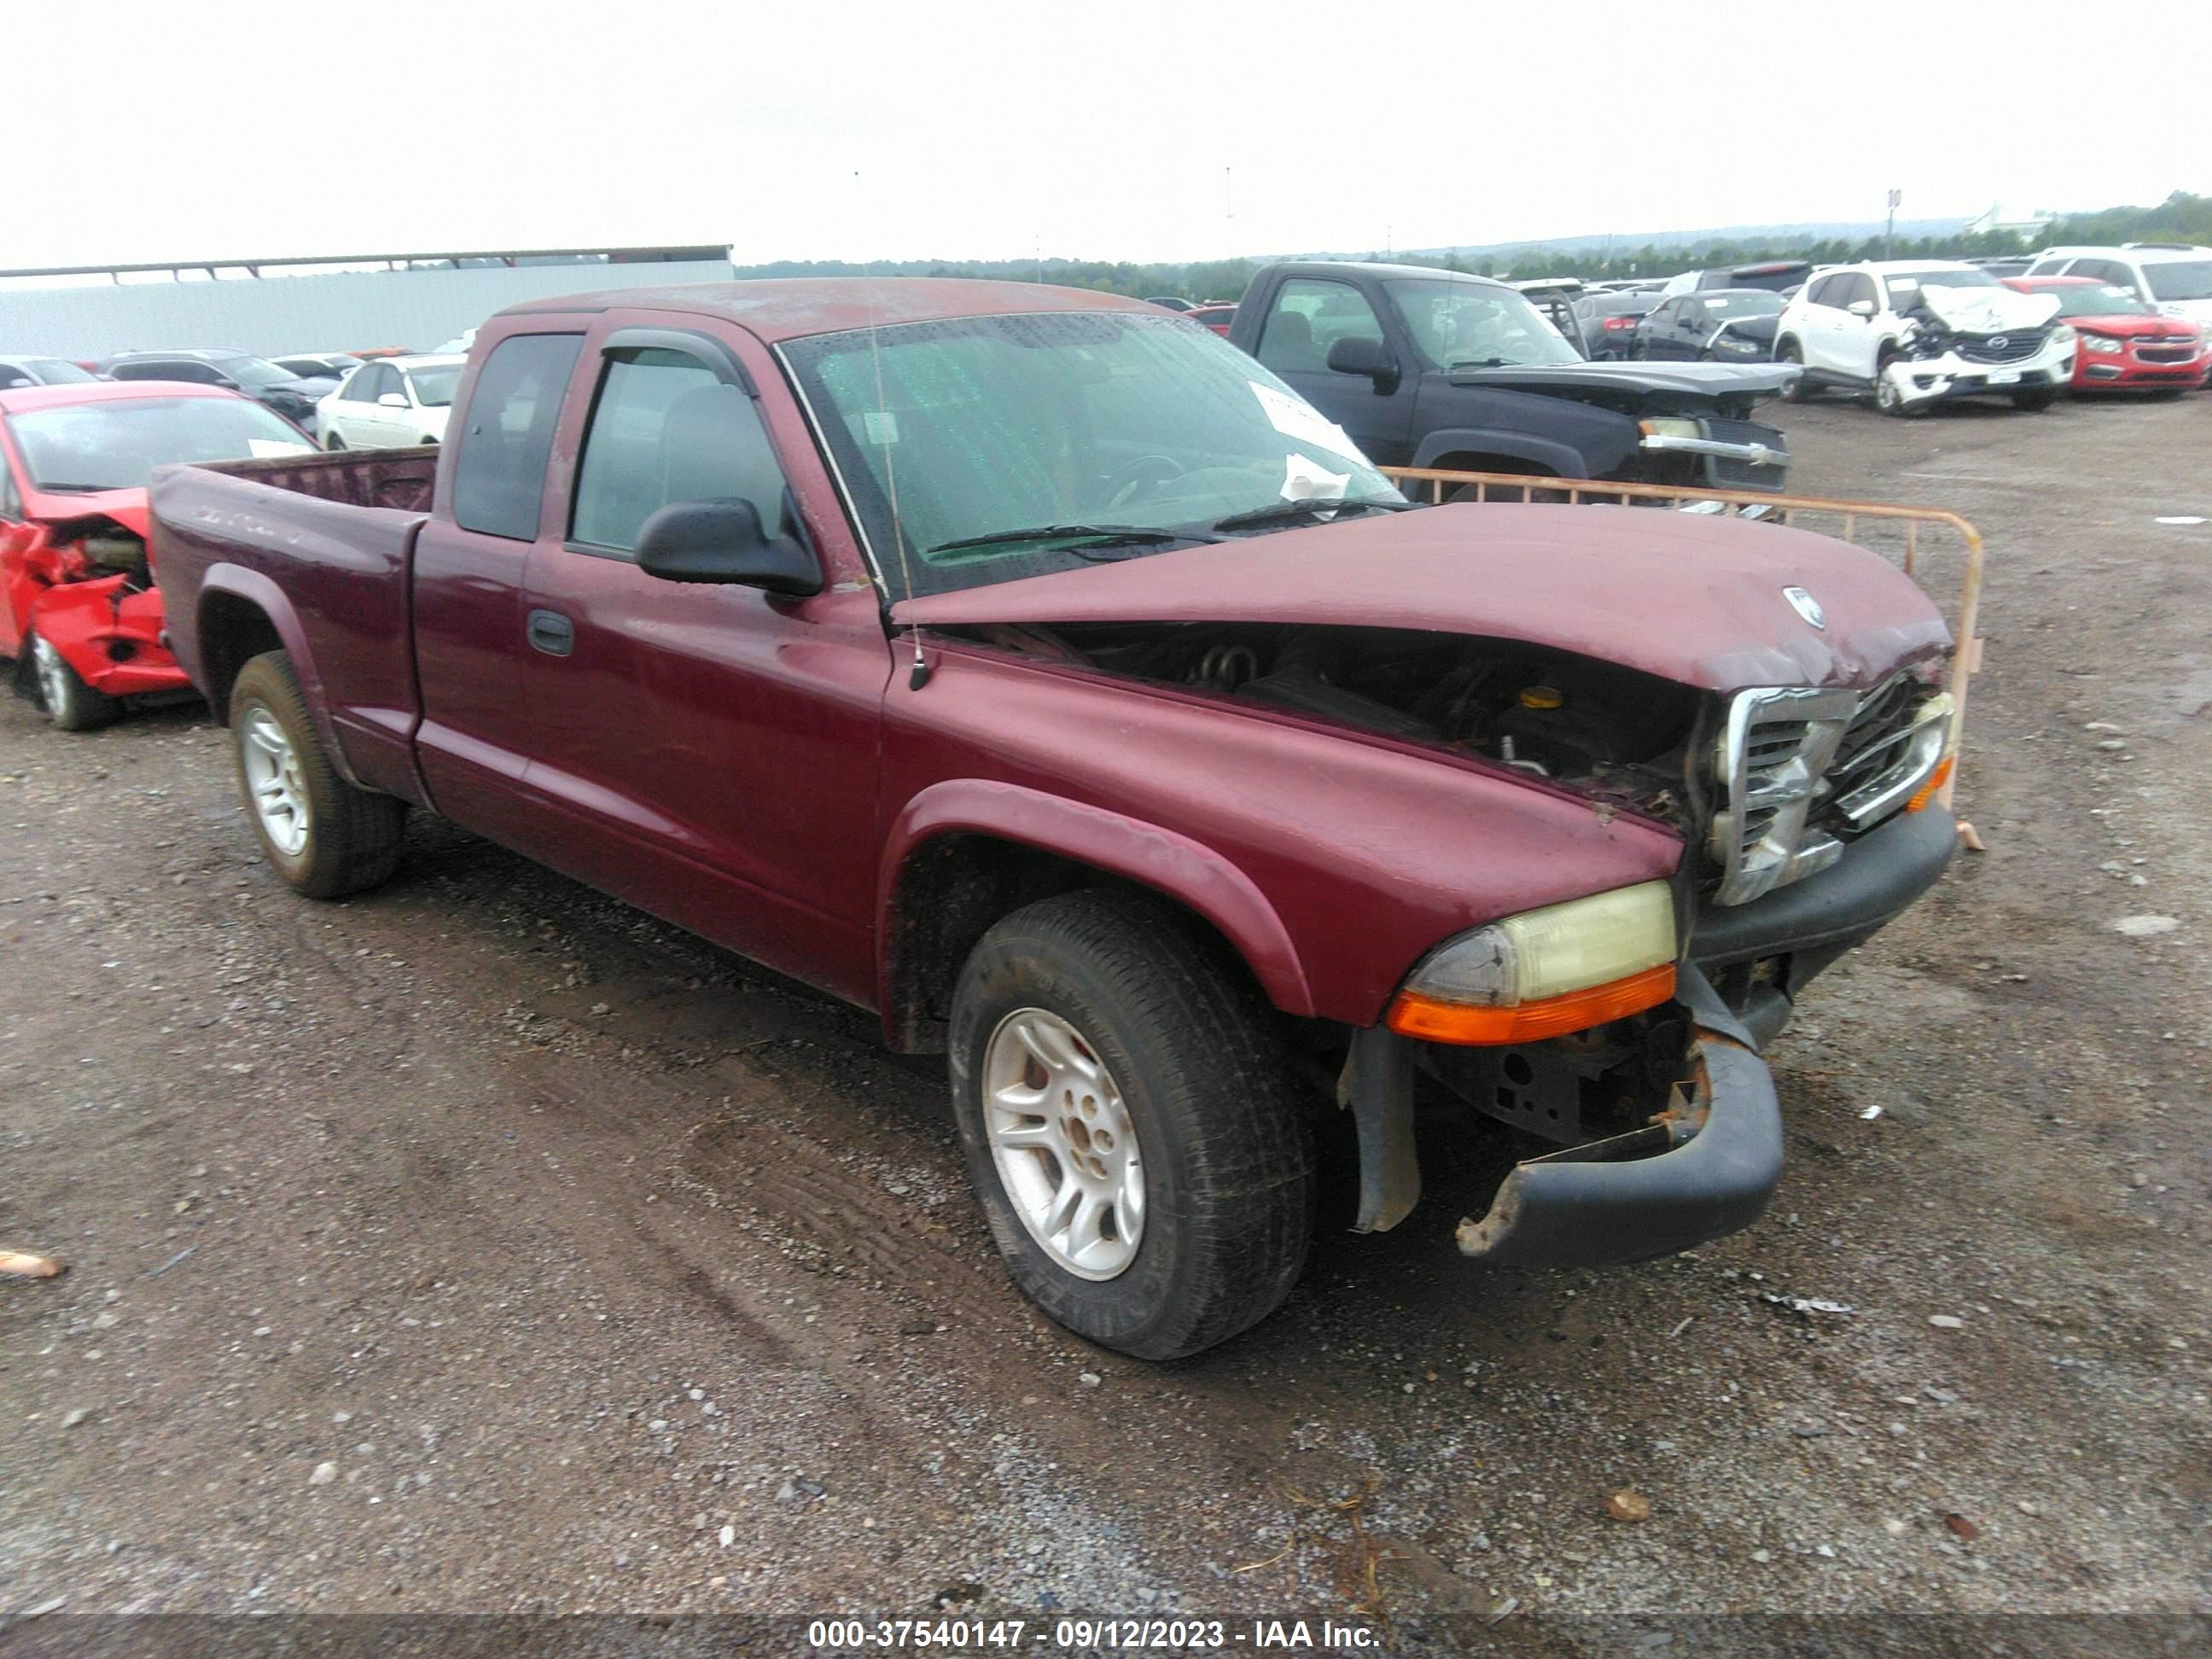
[28,632,122,731]
[229,650,405,899]
[947,890,1313,1359]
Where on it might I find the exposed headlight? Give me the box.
[2081,331,2124,354]
[1714,335,1761,352]
[1388,882,1677,1045]
[2046,324,2076,348]
[1639,417,1700,439]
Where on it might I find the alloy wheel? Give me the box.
[981,1007,1145,1280]
[240,705,311,856]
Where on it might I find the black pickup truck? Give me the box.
[1225,261,1797,494]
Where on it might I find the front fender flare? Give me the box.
[1411,427,1593,479]
[878,779,1317,1028]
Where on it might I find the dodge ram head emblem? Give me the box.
[1783,585,1826,630]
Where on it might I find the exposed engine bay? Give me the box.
[952,620,1701,822]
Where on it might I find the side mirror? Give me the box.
[1846,299,1877,318]
[1325,335,1399,391]
[377,392,410,408]
[634,498,821,596]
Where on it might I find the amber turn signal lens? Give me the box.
[1387,962,1678,1046]
[1906,754,1955,813]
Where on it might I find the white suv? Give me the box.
[2023,244,2212,335]
[1773,259,2075,416]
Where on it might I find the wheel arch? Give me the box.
[194,570,366,789]
[877,782,1316,1053]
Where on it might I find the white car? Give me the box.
[2023,243,2212,336]
[317,354,465,450]
[1773,259,2075,416]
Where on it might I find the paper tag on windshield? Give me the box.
[1280,451,1351,504]
[1249,381,1363,462]
[861,410,899,446]
[247,439,314,457]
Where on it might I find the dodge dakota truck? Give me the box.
[150,280,1959,1359]
[1226,261,1797,494]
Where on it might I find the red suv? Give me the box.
[2003,275,2209,392]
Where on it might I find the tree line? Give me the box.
[731,192,2209,300]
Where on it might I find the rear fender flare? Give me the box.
[878,779,1317,1027]
[195,564,364,789]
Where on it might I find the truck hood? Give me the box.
[898,504,1949,693]
[1445,360,1798,403]
[1918,284,2060,333]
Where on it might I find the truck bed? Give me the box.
[148,447,442,805]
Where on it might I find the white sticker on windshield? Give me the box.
[1249,381,1364,462]
[247,439,314,457]
[1280,451,1350,504]
[1703,296,1728,309]
[861,410,899,446]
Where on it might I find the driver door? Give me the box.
[510,320,888,1002]
[1249,277,1414,465]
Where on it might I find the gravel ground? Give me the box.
[2,393,2209,1650]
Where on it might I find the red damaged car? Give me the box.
[2002,275,2210,392]
[1,381,314,728]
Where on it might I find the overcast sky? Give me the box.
[10,0,2203,274]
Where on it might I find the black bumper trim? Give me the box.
[1691,806,1958,971]
[1456,999,1783,1269]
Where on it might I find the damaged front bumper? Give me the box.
[1879,345,2074,407]
[1455,975,1782,1268]
[19,577,188,699]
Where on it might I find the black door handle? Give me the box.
[527,608,573,656]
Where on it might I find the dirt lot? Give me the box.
[3,393,2209,1648]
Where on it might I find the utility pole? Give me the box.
[1885,189,1901,259]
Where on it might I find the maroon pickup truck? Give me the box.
[150,280,1960,1359]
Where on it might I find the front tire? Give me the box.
[29,632,122,731]
[1778,341,1818,401]
[229,650,405,899]
[948,890,1313,1359]
[324,426,348,451]
[1874,355,1923,418]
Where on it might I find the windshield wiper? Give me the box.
[926,523,1220,557]
[29,482,114,492]
[1210,497,1415,533]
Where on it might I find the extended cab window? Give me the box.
[451,333,583,540]
[569,346,789,554]
[1255,279,1382,375]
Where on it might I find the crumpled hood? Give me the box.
[23,485,149,538]
[1447,359,1798,402]
[1918,284,2060,333]
[1715,314,1780,346]
[899,504,1950,693]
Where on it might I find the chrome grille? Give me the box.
[1709,687,1853,906]
[1710,678,1954,905]
[1955,331,2045,364]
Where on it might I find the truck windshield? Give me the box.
[783,311,1401,597]
[6,396,313,492]
[1387,279,1586,370]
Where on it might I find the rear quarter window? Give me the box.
[451,334,584,540]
